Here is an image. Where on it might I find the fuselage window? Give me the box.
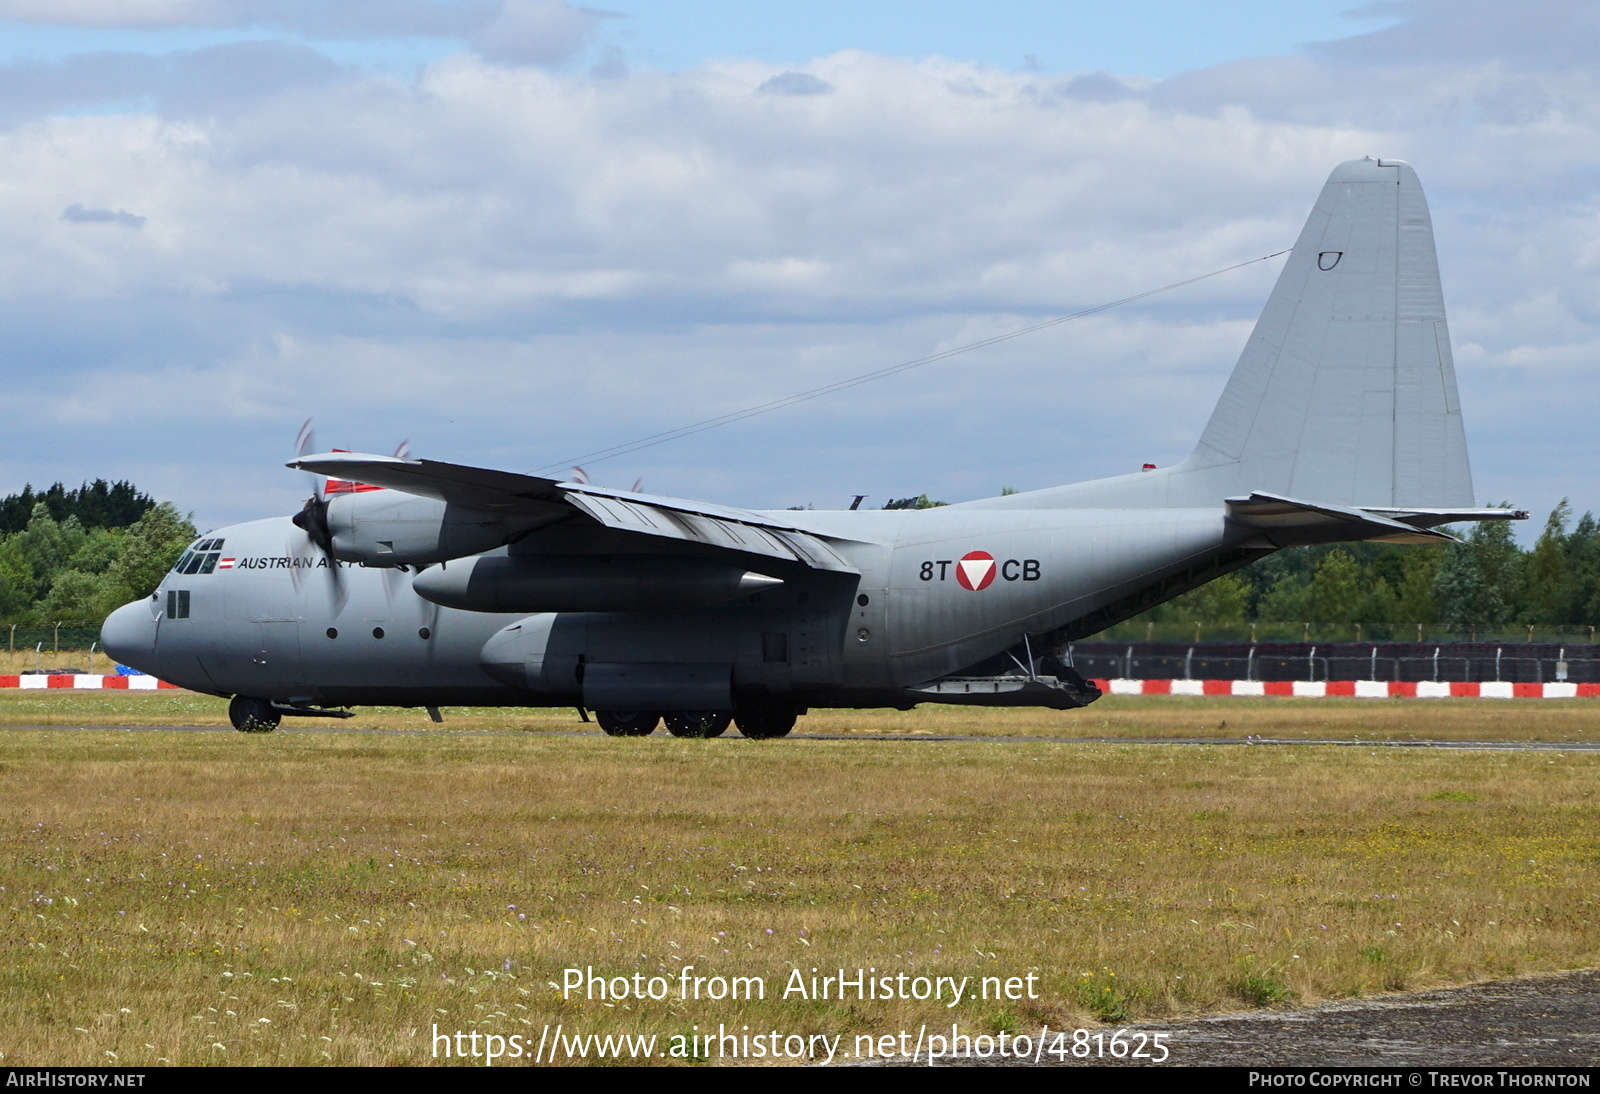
[166,589,191,619]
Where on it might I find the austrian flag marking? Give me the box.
[218,558,237,569]
[955,551,997,591]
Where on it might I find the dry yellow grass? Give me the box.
[2,713,1598,1066]
[2,688,1598,742]
[0,647,111,675]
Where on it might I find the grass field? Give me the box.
[2,695,1599,1066]
[3,687,1599,742]
[0,648,113,675]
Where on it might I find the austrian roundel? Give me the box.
[955,550,997,591]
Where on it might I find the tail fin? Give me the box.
[1180,157,1472,507]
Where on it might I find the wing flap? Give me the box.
[562,491,856,571]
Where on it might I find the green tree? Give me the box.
[1161,573,1250,625]
[104,502,196,605]
[41,569,119,623]
[1308,548,1364,623]
[0,480,155,534]
[1391,545,1443,625]
[0,536,30,618]
[1435,516,1521,628]
[1522,500,1573,625]
[883,495,947,510]
[12,505,87,603]
[1567,512,1600,626]
[1257,572,1313,622]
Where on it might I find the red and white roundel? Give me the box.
[955,550,997,591]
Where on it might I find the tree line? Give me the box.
[0,482,196,624]
[2,480,1595,634]
[1144,502,1600,633]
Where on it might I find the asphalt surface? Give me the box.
[1005,969,1600,1067]
[6,723,1600,752]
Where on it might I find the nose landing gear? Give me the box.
[229,696,281,733]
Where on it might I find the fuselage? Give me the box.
[102,503,1247,711]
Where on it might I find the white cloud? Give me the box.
[0,5,1596,531]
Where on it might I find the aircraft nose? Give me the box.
[101,599,159,673]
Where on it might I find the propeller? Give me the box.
[570,465,646,494]
[288,418,346,612]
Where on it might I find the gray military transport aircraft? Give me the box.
[102,158,1524,737]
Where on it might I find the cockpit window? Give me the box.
[172,539,226,575]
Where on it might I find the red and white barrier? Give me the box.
[1095,679,1599,698]
[1,674,1592,698]
[0,674,179,690]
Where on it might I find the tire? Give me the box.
[595,710,659,737]
[663,711,732,738]
[229,696,281,733]
[734,706,797,739]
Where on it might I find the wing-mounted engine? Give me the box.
[412,553,783,613]
[318,490,556,566]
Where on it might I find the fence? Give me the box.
[4,623,102,654]
[1089,622,1600,645]
[1064,641,1600,684]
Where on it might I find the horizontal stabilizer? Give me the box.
[1226,492,1525,546]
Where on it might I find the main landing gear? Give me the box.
[732,706,797,739]
[592,706,798,739]
[664,711,731,738]
[595,710,659,737]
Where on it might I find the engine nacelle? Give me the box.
[413,553,784,613]
[324,491,537,566]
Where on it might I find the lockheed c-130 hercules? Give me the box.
[101,158,1524,737]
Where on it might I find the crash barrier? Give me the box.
[1094,678,1600,698]
[0,674,178,689]
[1068,641,1600,685]
[0,672,1592,698]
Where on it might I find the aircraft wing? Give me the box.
[290,452,570,508]
[288,452,858,573]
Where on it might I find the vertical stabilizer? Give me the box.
[1183,157,1472,507]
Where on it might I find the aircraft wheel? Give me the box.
[229,696,281,733]
[734,706,797,739]
[595,710,659,737]
[664,711,731,738]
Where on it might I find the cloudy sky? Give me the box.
[0,1,1595,535]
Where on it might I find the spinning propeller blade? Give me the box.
[288,418,346,610]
